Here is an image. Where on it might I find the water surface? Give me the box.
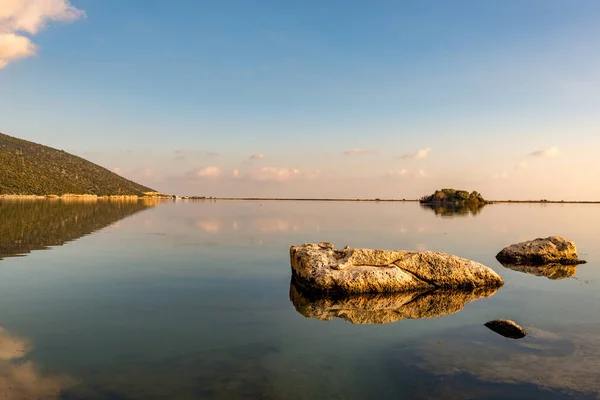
[0,199,598,399]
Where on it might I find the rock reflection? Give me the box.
[0,198,156,260]
[420,203,485,218]
[498,262,577,280]
[290,280,499,324]
[0,327,74,399]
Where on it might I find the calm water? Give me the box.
[0,199,599,399]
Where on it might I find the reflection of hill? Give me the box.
[290,280,499,324]
[0,198,156,260]
[420,202,485,217]
[498,262,577,280]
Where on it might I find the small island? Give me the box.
[419,189,487,206]
[419,189,487,216]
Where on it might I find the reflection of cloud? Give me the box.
[196,219,221,233]
[401,148,431,160]
[415,326,600,396]
[0,327,30,360]
[252,218,297,232]
[0,327,74,399]
[530,146,559,157]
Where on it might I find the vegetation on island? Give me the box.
[419,189,487,217]
[0,132,155,196]
[419,189,486,206]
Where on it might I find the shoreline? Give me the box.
[0,194,172,201]
[190,197,600,204]
[1,195,599,204]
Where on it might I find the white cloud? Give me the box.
[248,166,319,182]
[0,33,36,68]
[0,0,85,68]
[249,153,265,160]
[194,166,221,179]
[401,148,431,160]
[492,172,508,179]
[343,148,376,155]
[530,146,559,157]
[417,169,428,177]
[111,167,122,175]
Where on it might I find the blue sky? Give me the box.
[1,0,599,199]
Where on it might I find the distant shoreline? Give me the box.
[1,195,599,204]
[198,197,600,204]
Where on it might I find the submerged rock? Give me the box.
[290,280,500,324]
[485,319,528,339]
[290,243,504,293]
[496,236,586,266]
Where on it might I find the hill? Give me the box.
[0,132,155,196]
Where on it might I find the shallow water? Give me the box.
[0,199,599,399]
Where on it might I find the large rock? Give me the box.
[496,236,586,266]
[290,242,504,293]
[290,281,499,324]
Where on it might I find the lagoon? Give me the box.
[0,199,599,399]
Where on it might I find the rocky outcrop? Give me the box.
[485,319,528,339]
[290,243,504,293]
[419,189,486,206]
[290,281,499,324]
[496,236,586,266]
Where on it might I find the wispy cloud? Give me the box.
[417,169,428,177]
[249,153,265,160]
[0,0,85,68]
[387,169,409,176]
[343,148,377,156]
[492,172,508,179]
[516,161,529,169]
[401,148,431,160]
[248,166,320,182]
[173,149,218,160]
[530,146,559,157]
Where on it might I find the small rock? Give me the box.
[485,319,527,339]
[496,236,586,266]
